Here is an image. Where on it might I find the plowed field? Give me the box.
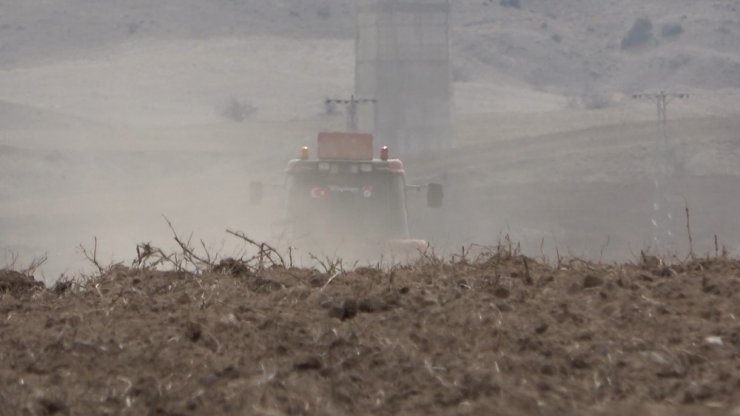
[1,254,740,415]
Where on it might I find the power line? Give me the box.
[325,95,377,131]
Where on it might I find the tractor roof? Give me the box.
[286,159,405,175]
[286,132,404,174]
[317,132,374,161]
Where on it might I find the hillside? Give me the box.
[1,0,739,279]
[2,0,738,94]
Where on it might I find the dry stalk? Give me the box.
[226,229,285,269]
[539,237,546,263]
[3,250,20,271]
[684,202,694,259]
[599,235,611,263]
[22,254,48,276]
[466,243,494,264]
[80,237,106,275]
[522,255,532,285]
[320,272,342,292]
[2,252,48,277]
[714,235,719,258]
[309,253,343,275]
[163,216,217,272]
[134,243,180,270]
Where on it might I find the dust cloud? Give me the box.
[2,1,740,283]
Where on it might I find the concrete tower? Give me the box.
[355,0,453,155]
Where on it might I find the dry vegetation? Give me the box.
[1,233,739,416]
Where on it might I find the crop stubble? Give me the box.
[1,254,739,415]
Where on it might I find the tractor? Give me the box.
[252,132,443,260]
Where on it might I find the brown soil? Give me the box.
[1,255,739,416]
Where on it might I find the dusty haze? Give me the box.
[1,0,740,282]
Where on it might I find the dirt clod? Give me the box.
[328,298,358,320]
[493,287,511,298]
[293,355,323,371]
[583,274,604,288]
[38,397,69,416]
[184,321,202,342]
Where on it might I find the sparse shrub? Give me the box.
[217,97,257,122]
[662,23,684,37]
[621,18,654,49]
[500,0,521,9]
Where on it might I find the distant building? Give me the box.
[355,0,453,155]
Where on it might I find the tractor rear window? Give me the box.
[286,170,407,241]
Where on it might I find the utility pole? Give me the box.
[633,91,689,250]
[325,95,377,131]
[633,91,689,150]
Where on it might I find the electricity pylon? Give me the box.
[633,91,689,250]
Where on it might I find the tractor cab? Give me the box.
[264,132,442,256]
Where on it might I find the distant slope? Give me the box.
[2,0,737,95]
[408,114,740,184]
[0,36,354,126]
[405,114,740,260]
[0,0,355,68]
[451,0,740,93]
[0,99,83,130]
